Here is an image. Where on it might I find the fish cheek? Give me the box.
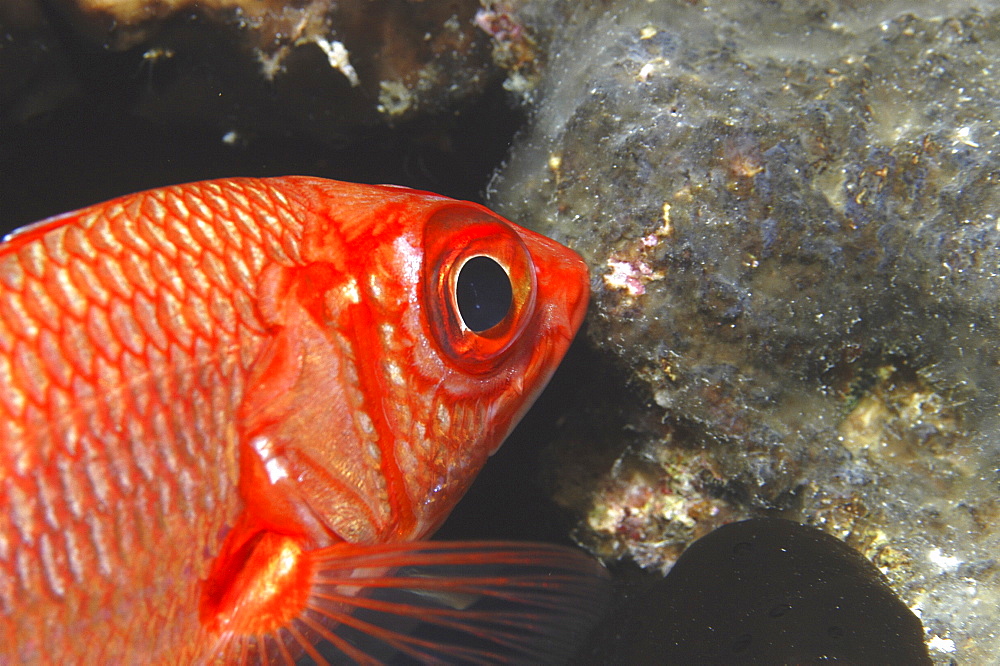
[199,263,392,641]
[238,263,389,545]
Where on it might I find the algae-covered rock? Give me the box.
[489,1,1000,661]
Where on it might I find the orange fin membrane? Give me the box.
[215,539,610,665]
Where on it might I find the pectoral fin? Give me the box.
[205,538,610,665]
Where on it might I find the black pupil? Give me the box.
[456,256,513,333]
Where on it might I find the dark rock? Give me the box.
[584,519,931,665]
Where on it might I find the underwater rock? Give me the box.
[583,519,931,664]
[488,1,1000,662]
[1,0,495,133]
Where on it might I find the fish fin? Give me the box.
[201,529,327,665]
[295,540,609,665]
[207,538,609,665]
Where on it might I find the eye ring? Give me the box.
[422,205,536,374]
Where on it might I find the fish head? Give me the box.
[241,179,588,542]
[371,190,589,538]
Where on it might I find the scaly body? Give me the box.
[0,177,592,663]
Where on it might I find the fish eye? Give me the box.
[422,205,537,374]
[456,256,512,333]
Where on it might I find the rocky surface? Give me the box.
[488,1,1000,662]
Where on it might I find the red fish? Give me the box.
[0,177,602,663]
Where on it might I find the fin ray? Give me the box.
[210,539,609,664]
[298,539,610,664]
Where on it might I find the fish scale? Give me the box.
[0,176,603,664]
[0,179,299,662]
